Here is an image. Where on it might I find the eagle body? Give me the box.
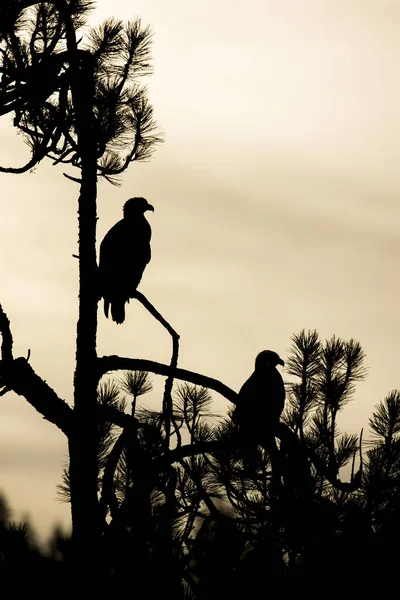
[234,350,285,442]
[99,197,154,324]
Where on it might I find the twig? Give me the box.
[164,332,179,446]
[358,428,364,476]
[63,172,82,183]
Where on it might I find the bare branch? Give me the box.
[0,154,42,174]
[133,291,178,338]
[97,356,238,405]
[0,357,73,435]
[63,172,82,183]
[0,304,73,433]
[133,291,180,448]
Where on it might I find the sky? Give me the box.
[1,0,400,540]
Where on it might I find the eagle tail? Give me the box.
[104,298,110,318]
[111,301,125,324]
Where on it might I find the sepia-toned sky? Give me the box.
[1,0,400,540]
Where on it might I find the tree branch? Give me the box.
[178,458,220,518]
[0,304,73,434]
[133,291,180,448]
[97,356,238,404]
[277,423,362,492]
[0,357,74,435]
[96,403,140,433]
[0,154,43,174]
[156,424,362,492]
[99,428,131,521]
[157,441,223,470]
[63,172,82,183]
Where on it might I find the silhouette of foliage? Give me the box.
[0,0,163,567]
[2,332,400,596]
[0,1,161,181]
[1,3,400,596]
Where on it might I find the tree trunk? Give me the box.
[67,50,101,566]
[69,165,99,561]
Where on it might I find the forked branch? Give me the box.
[132,291,180,447]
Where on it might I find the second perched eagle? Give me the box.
[99,197,154,324]
[233,350,285,443]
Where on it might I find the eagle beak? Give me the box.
[278,358,285,367]
[147,204,155,212]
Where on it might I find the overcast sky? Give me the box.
[1,0,400,540]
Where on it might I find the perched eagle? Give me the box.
[99,197,154,324]
[233,350,285,443]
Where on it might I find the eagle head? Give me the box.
[123,197,154,218]
[255,350,284,370]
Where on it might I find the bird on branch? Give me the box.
[99,197,154,324]
[233,350,285,445]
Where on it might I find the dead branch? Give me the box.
[133,291,180,448]
[0,304,73,435]
[0,357,74,435]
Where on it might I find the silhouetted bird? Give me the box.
[233,350,285,444]
[99,197,154,324]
